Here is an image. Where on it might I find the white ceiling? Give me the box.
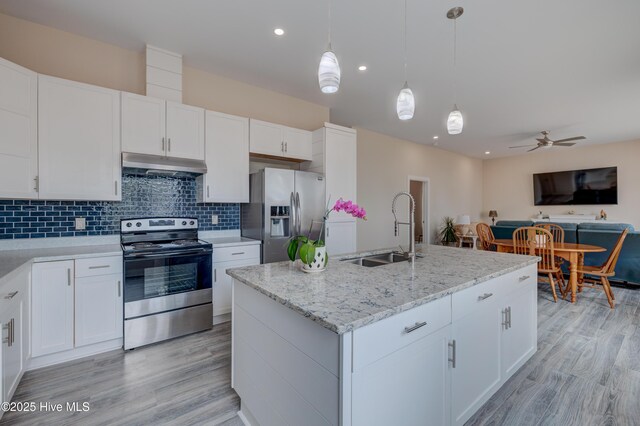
[1,0,639,158]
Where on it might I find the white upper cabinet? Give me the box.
[38,75,121,201]
[283,127,312,160]
[199,111,249,203]
[121,92,166,156]
[166,101,205,160]
[249,119,312,161]
[0,57,38,199]
[121,93,204,161]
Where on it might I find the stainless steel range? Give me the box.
[121,218,213,350]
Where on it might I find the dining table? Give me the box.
[492,239,607,303]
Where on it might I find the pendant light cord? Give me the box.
[328,0,332,48]
[452,17,457,105]
[403,0,408,82]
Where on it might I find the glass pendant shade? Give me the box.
[396,82,415,120]
[447,105,463,134]
[318,47,341,94]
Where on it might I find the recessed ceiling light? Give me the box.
[358,65,367,71]
[485,151,491,155]
[273,28,285,36]
[433,136,439,140]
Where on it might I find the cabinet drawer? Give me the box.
[352,295,451,370]
[452,277,504,322]
[213,245,260,263]
[75,256,122,278]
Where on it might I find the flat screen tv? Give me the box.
[533,167,618,206]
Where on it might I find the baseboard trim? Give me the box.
[27,339,123,371]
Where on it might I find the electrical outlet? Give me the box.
[75,217,86,230]
[211,215,219,225]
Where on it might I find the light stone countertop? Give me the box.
[227,245,539,334]
[0,244,123,286]
[203,236,261,248]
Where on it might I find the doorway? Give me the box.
[408,177,430,244]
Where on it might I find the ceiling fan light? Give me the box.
[396,82,415,120]
[318,47,341,94]
[447,105,463,135]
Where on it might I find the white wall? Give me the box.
[356,128,484,251]
[482,139,640,228]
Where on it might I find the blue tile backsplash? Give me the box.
[0,173,240,239]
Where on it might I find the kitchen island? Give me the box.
[227,245,539,426]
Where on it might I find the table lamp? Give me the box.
[489,210,498,225]
[456,215,471,225]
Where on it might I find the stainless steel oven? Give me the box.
[121,218,213,349]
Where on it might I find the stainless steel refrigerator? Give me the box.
[241,168,326,263]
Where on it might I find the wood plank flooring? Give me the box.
[2,282,639,426]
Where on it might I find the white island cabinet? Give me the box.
[228,246,538,426]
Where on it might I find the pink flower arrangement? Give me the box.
[331,198,367,220]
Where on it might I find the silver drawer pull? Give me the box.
[519,275,530,282]
[231,252,245,256]
[4,291,18,299]
[89,265,110,269]
[403,321,427,334]
[478,293,493,301]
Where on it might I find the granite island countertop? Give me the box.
[227,245,539,334]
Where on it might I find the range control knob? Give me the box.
[182,221,187,226]
[136,222,142,227]
[189,220,195,226]
[126,222,132,228]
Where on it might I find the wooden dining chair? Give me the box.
[534,223,567,290]
[476,223,495,251]
[576,228,629,309]
[513,227,564,302]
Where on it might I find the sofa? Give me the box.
[491,221,639,286]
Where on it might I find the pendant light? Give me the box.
[318,0,340,94]
[447,7,464,135]
[396,0,414,120]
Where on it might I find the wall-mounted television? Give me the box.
[533,167,618,206]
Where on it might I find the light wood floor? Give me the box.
[2,283,639,426]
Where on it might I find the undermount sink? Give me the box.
[344,252,413,267]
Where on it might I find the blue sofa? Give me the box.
[491,221,639,286]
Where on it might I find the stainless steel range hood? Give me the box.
[122,152,207,177]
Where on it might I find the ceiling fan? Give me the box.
[509,131,586,152]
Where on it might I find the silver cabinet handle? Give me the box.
[162,137,166,151]
[448,340,456,368]
[326,226,329,238]
[285,142,288,152]
[231,252,245,256]
[67,268,72,286]
[281,141,284,152]
[34,175,39,192]
[403,321,427,334]
[477,293,493,301]
[4,291,18,300]
[214,269,217,283]
[117,280,121,298]
[508,306,512,329]
[519,275,530,282]
[89,265,110,270]
[115,180,118,196]
[207,185,210,198]
[168,138,171,152]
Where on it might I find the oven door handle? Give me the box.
[125,248,213,259]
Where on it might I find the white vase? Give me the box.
[302,246,327,273]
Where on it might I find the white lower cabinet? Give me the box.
[451,295,503,425]
[31,256,123,363]
[213,245,260,323]
[75,274,123,347]
[0,267,30,408]
[352,325,451,426]
[31,260,75,357]
[501,280,537,378]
